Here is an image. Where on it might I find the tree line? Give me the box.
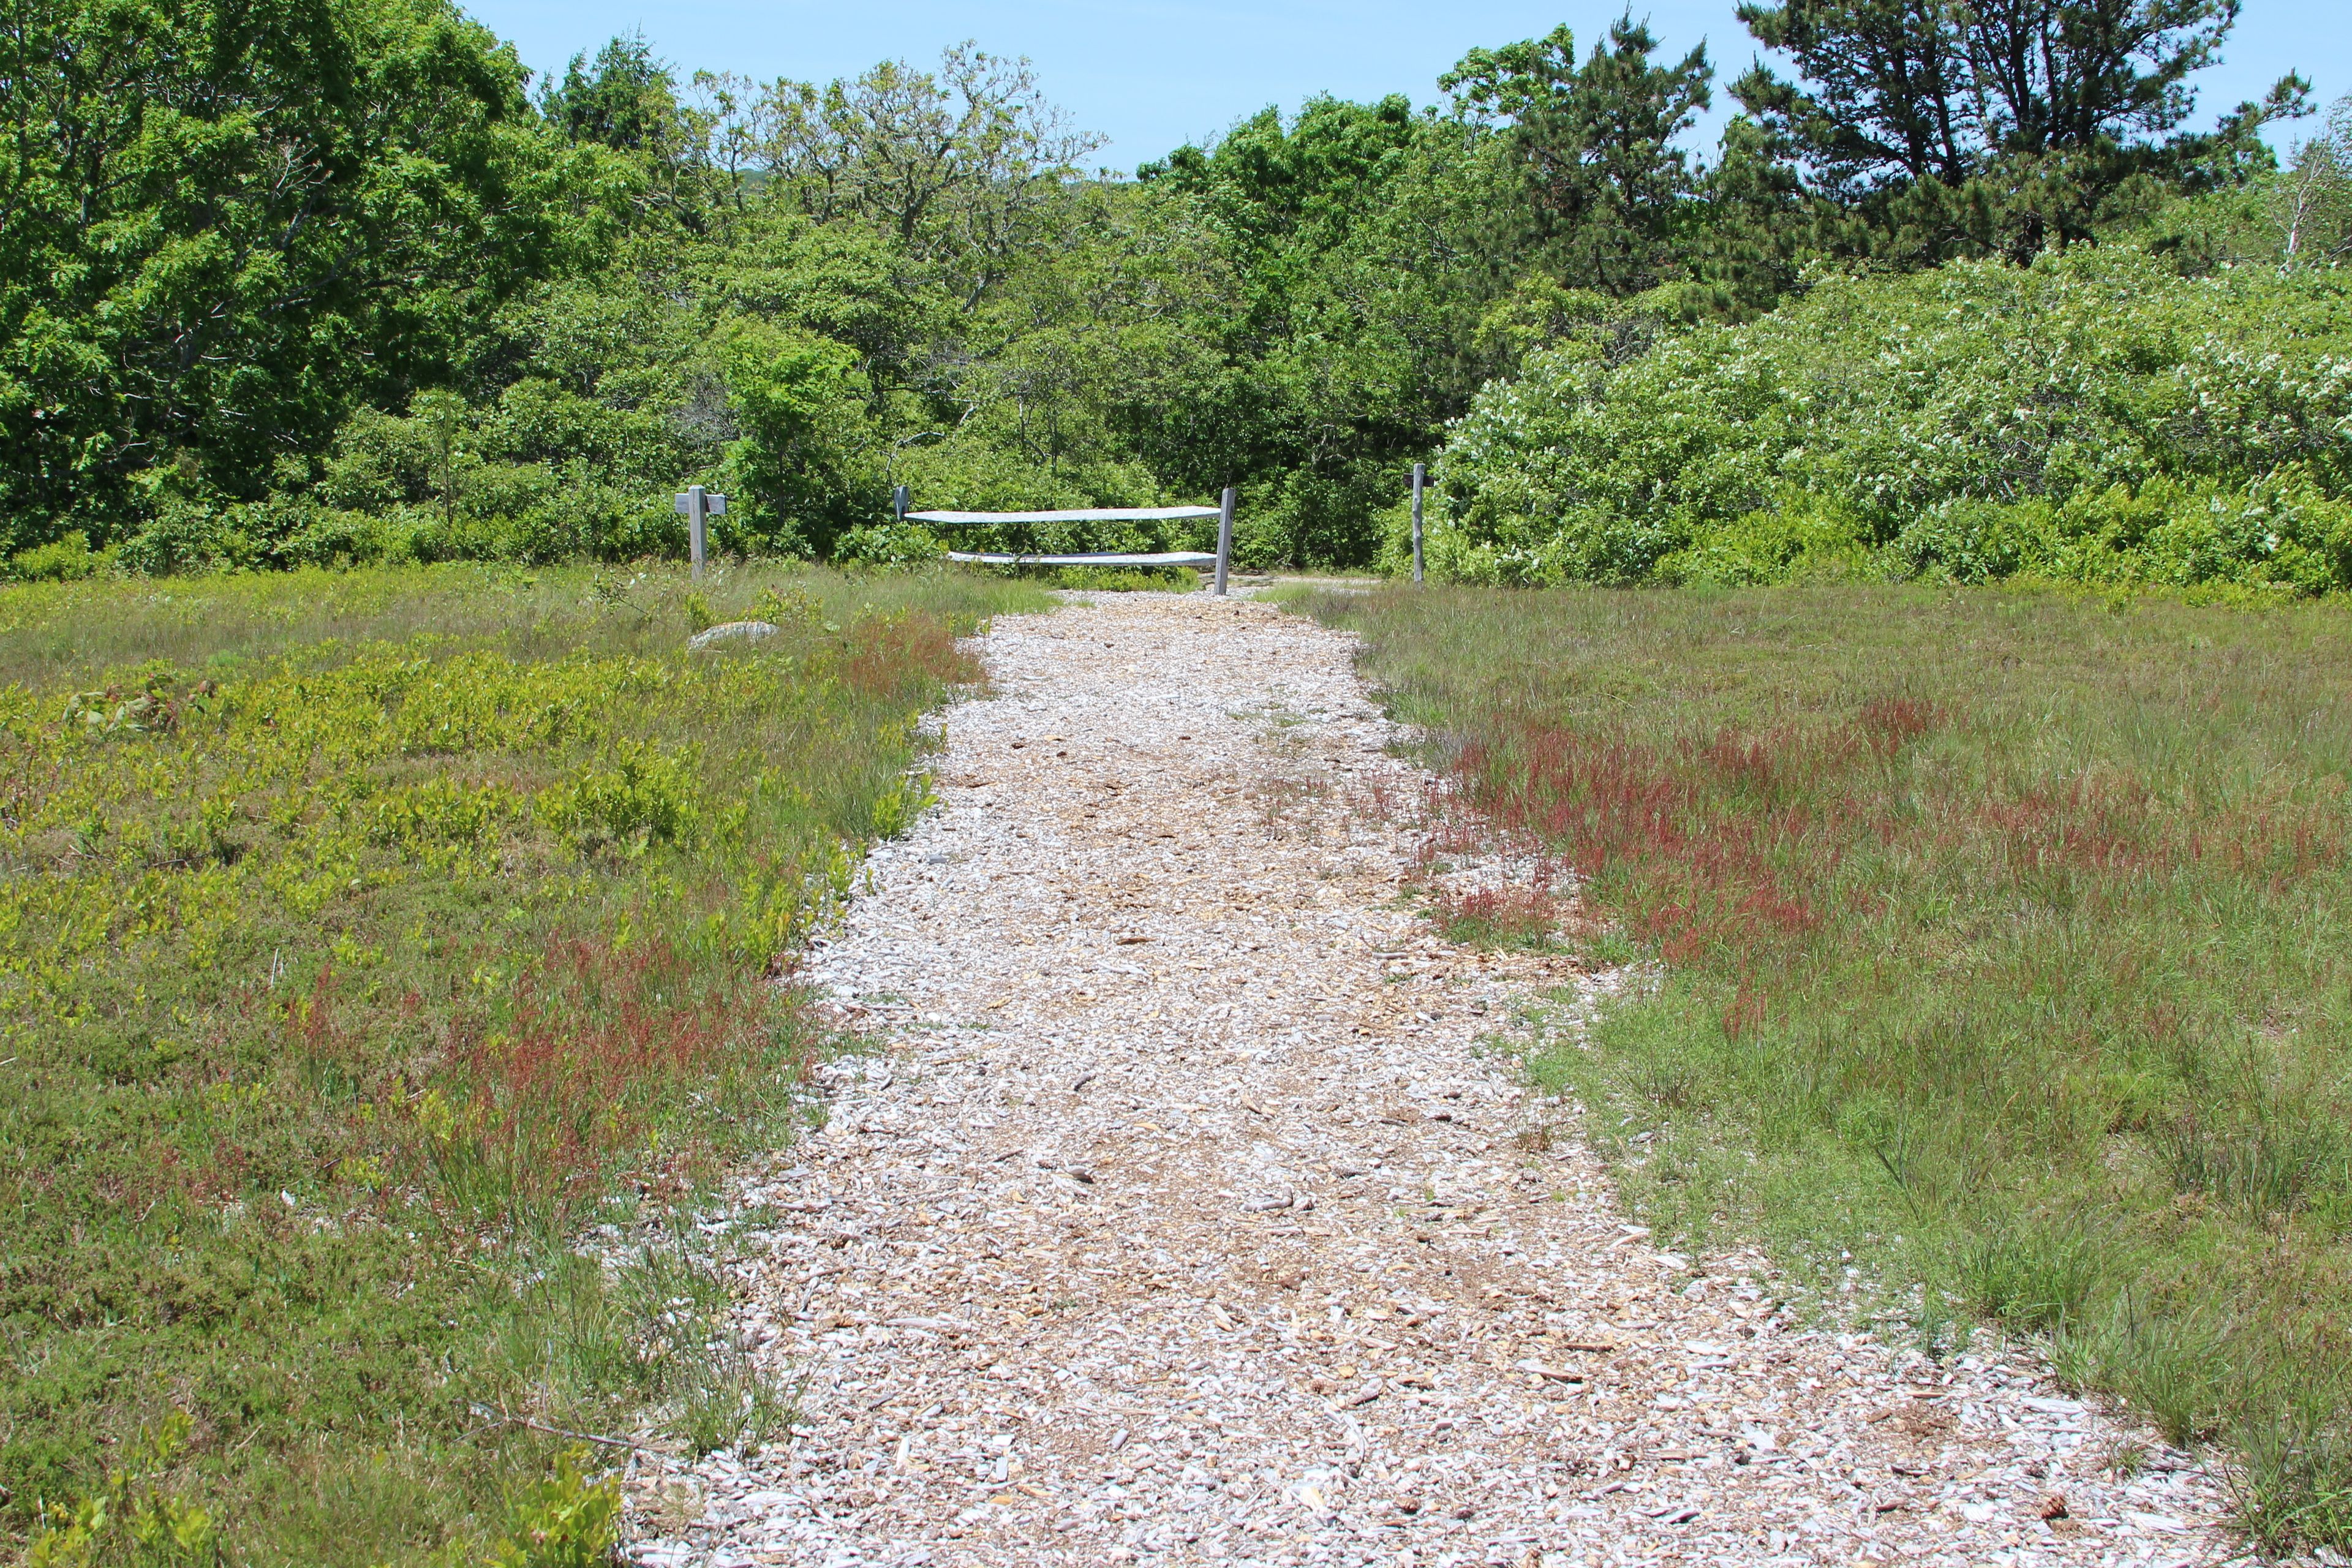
[0,0,2326,573]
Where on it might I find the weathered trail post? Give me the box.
[1215,487,1235,597]
[894,485,910,523]
[1411,463,1426,584]
[674,485,727,582]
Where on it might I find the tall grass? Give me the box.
[1303,582,2352,1550]
[0,562,1048,1564]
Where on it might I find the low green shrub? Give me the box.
[482,1450,621,1568]
[831,521,946,565]
[26,1414,216,1568]
[7,532,107,583]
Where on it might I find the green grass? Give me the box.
[0,562,1049,1564]
[1301,581,2352,1551]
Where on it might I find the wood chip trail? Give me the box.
[625,593,2247,1568]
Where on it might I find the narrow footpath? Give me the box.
[624,592,2243,1568]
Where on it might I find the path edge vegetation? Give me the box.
[0,563,1052,1566]
[1295,579,2352,1553]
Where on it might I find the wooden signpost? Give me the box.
[674,485,727,581]
[1411,463,1426,584]
[1215,487,1235,597]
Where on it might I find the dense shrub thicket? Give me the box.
[1420,245,2352,593]
[0,0,2327,574]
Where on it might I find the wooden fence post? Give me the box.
[1411,463,1426,584]
[675,486,726,582]
[1215,487,1235,597]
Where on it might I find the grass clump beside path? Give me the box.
[1303,582,2352,1550]
[0,563,1047,1564]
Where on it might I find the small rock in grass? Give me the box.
[688,619,782,651]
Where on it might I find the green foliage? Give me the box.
[1,0,2313,575]
[832,522,947,566]
[541,36,679,155]
[7,533,105,584]
[1130,13,1864,568]
[1306,581,2352,1551]
[867,772,937,840]
[26,1413,217,1568]
[1442,19,1714,298]
[0,563,1048,1562]
[483,1450,620,1568]
[763,45,1104,295]
[1730,0,2304,260]
[0,0,568,547]
[537,742,699,856]
[715,318,871,556]
[1429,245,2352,592]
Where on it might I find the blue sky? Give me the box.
[462,0,2350,173]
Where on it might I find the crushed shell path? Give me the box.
[624,592,2251,1568]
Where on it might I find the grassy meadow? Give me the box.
[0,563,1047,1564]
[1302,582,2352,1550]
